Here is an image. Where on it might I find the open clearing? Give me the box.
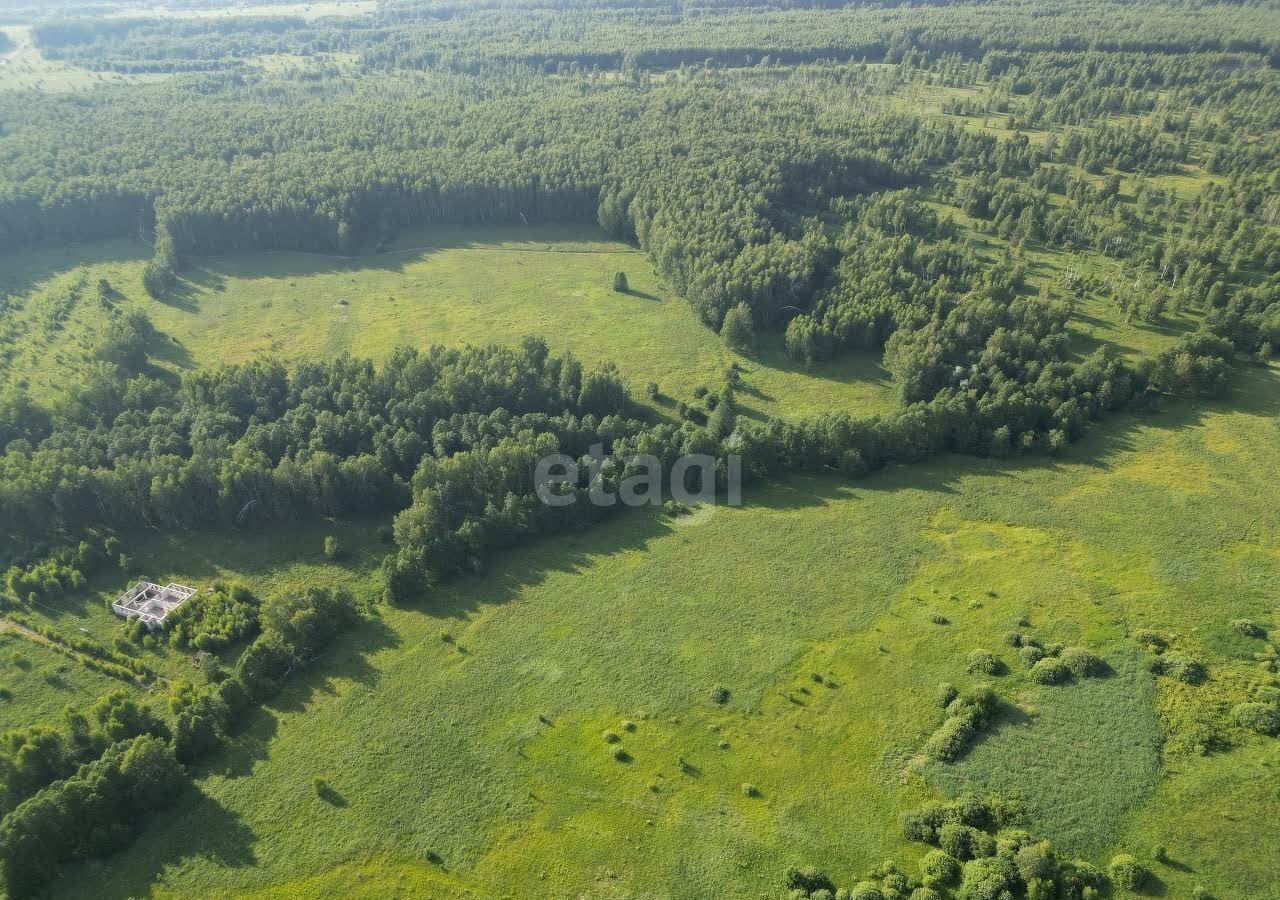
[0,225,897,421]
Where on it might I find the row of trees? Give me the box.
[0,337,636,567]
[0,583,360,896]
[31,1,1280,76]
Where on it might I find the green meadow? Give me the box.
[0,630,135,733]
[0,4,1277,896]
[30,361,1279,900]
[1,207,1270,900]
[0,226,896,422]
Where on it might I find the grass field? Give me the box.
[0,629,140,733]
[0,226,897,421]
[104,1,378,20]
[31,360,1279,900]
[0,27,169,93]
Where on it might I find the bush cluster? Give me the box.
[1149,652,1207,685]
[792,796,1109,899]
[925,685,998,763]
[165,582,261,653]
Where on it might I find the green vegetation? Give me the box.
[3,363,1267,899]
[0,229,896,422]
[0,0,1277,897]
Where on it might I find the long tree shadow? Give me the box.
[0,238,151,306]
[416,508,677,622]
[187,221,611,283]
[261,613,399,716]
[52,782,258,900]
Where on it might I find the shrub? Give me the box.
[323,535,341,560]
[721,302,755,351]
[1151,653,1207,684]
[1109,854,1148,890]
[1059,647,1104,678]
[996,828,1033,856]
[936,682,958,707]
[663,499,690,517]
[920,849,962,885]
[711,685,730,704]
[1015,841,1057,882]
[900,809,937,844]
[1132,629,1168,652]
[644,381,660,400]
[966,650,1004,676]
[939,823,996,861]
[741,782,760,797]
[947,685,998,723]
[784,867,835,894]
[1029,657,1070,685]
[1019,645,1047,667]
[610,746,630,762]
[850,882,885,900]
[881,870,910,897]
[602,730,620,744]
[1232,702,1280,736]
[960,856,1018,900]
[1003,631,1025,647]
[909,889,944,900]
[612,271,629,292]
[926,715,976,762]
[1231,619,1266,638]
[621,720,637,732]
[931,612,949,625]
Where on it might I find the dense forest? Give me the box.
[0,0,1278,896]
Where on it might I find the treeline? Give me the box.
[0,50,1275,353]
[31,0,1280,75]
[0,691,168,822]
[0,337,634,567]
[0,735,183,898]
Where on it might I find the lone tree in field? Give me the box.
[612,271,629,293]
[721,302,755,351]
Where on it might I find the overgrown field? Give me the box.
[33,361,1280,900]
[1,4,1277,896]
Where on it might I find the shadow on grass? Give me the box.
[195,615,400,784]
[146,330,196,370]
[54,782,257,900]
[0,238,151,307]
[187,222,613,284]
